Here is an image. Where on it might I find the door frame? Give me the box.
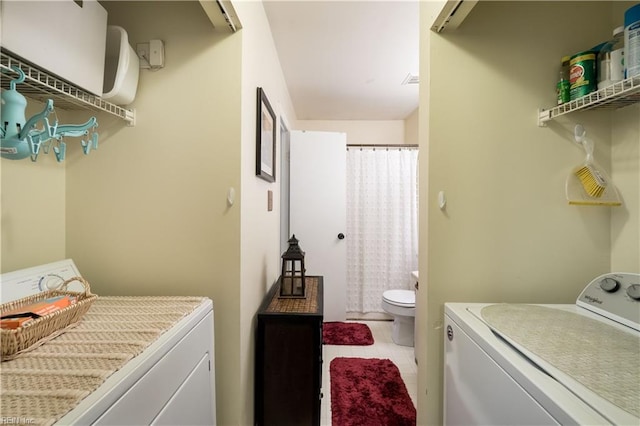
[279,115,291,257]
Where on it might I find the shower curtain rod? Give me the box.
[346,144,418,149]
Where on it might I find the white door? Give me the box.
[290,130,346,321]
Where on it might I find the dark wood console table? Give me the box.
[255,276,324,426]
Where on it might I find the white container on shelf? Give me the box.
[624,3,640,78]
[1,0,107,95]
[598,26,625,90]
[610,27,625,82]
[102,26,140,106]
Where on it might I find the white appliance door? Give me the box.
[151,353,214,425]
[444,314,559,425]
[290,130,347,321]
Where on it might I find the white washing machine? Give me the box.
[1,259,216,425]
[444,272,640,425]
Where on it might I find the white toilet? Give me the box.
[381,289,416,347]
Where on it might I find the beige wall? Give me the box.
[405,108,419,145]
[416,4,436,424]
[235,1,297,423]
[296,110,419,146]
[0,103,73,273]
[611,104,640,271]
[65,2,243,424]
[418,1,638,424]
[297,120,405,145]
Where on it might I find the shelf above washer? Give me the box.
[538,75,640,126]
[1,50,135,125]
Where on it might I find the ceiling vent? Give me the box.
[402,73,420,85]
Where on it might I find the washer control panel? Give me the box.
[1,259,82,303]
[577,272,640,332]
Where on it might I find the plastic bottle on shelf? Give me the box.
[557,55,571,105]
[598,26,625,91]
[610,26,625,82]
[625,3,640,78]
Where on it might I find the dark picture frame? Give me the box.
[256,87,276,182]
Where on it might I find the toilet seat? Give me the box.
[382,289,415,308]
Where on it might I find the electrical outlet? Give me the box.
[136,43,150,69]
[149,40,164,67]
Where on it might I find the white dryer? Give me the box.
[444,272,639,425]
[1,259,216,425]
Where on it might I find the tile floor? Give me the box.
[320,320,418,425]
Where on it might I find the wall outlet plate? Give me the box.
[149,39,164,67]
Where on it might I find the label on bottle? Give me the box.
[610,48,624,81]
[626,20,640,78]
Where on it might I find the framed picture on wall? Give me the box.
[256,87,276,182]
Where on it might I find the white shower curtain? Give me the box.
[346,147,419,313]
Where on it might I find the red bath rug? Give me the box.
[330,357,416,426]
[323,322,374,345]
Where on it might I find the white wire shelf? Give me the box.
[538,75,640,126]
[1,50,135,124]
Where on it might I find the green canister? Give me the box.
[569,51,597,100]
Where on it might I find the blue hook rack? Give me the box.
[1,66,99,162]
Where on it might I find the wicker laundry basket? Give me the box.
[1,276,97,361]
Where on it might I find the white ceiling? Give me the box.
[262,1,420,121]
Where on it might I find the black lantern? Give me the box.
[279,234,306,298]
